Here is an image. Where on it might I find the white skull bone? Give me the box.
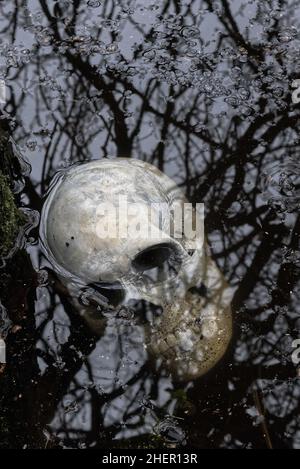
[40,159,232,381]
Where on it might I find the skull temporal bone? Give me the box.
[40,159,232,380]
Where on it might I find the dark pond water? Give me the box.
[1,0,300,449]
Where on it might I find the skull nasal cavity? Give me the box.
[132,243,174,272]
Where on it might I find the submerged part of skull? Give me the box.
[149,258,232,381]
[40,158,232,381]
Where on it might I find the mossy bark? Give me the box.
[0,123,23,257]
[0,172,22,257]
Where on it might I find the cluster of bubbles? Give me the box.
[0,43,33,70]
[261,158,300,213]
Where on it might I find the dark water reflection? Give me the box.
[1,0,300,449]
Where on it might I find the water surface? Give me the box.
[0,0,300,449]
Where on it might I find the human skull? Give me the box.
[40,159,232,381]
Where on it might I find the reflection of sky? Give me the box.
[0,0,264,187]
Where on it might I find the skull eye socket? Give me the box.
[132,243,175,272]
[132,243,182,283]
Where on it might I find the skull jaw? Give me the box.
[146,258,233,382]
[148,300,232,382]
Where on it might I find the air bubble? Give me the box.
[88,0,102,7]
[26,140,37,151]
[278,28,297,43]
[261,158,300,213]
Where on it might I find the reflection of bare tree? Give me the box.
[0,0,300,449]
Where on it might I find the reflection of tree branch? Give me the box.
[65,53,132,156]
[205,0,263,64]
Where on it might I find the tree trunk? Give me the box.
[0,120,23,257]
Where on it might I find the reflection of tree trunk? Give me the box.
[28,301,98,447]
[0,117,37,447]
[0,251,39,448]
[153,86,175,171]
[0,275,99,448]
